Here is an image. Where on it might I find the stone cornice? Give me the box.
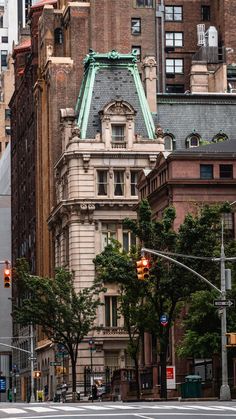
[54,150,159,169]
[48,199,137,227]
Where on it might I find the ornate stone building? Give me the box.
[46,50,162,394]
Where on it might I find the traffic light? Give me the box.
[4,268,11,288]
[136,257,150,280]
[33,371,41,378]
[226,333,236,347]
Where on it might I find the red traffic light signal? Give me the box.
[4,268,11,288]
[136,257,150,280]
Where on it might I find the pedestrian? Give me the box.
[61,382,68,403]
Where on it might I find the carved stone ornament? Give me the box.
[155,124,165,145]
[70,125,81,141]
[142,56,157,69]
[46,44,53,59]
[100,100,136,119]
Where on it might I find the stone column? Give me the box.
[142,56,157,113]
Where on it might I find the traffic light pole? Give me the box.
[141,244,236,401]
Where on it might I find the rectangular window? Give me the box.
[5,108,10,119]
[1,36,8,43]
[1,50,7,70]
[132,45,141,62]
[166,58,183,74]
[112,125,125,142]
[222,213,234,238]
[105,296,118,327]
[101,223,117,250]
[165,32,183,47]
[165,6,182,21]
[114,170,124,196]
[201,5,210,21]
[97,170,108,195]
[131,171,138,196]
[64,228,69,265]
[123,231,136,253]
[200,164,213,179]
[136,0,153,7]
[219,164,233,179]
[5,126,11,135]
[166,84,185,93]
[131,18,141,35]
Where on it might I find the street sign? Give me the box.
[50,361,61,366]
[160,314,168,326]
[214,299,235,308]
[0,377,6,393]
[56,352,68,358]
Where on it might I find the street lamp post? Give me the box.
[219,221,231,400]
[141,245,236,401]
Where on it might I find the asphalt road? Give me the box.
[0,401,235,419]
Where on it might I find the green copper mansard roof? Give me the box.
[75,50,156,139]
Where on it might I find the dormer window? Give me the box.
[99,100,137,149]
[112,125,125,142]
[186,133,201,148]
[164,134,175,151]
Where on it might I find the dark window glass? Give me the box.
[165,6,182,21]
[54,28,63,44]
[201,5,210,21]
[1,50,7,69]
[1,36,8,43]
[136,0,153,7]
[112,125,125,142]
[97,170,108,195]
[105,297,111,327]
[131,171,138,196]
[5,126,11,136]
[114,171,124,196]
[132,46,141,61]
[200,164,213,179]
[219,164,233,179]
[5,108,10,119]
[131,18,141,34]
[105,296,118,327]
[166,84,185,93]
[112,297,117,327]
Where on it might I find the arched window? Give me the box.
[163,133,175,151]
[54,28,63,45]
[186,133,201,148]
[212,132,228,143]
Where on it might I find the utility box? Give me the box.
[181,375,202,398]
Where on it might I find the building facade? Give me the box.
[9,0,236,400]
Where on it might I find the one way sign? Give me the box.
[214,299,235,308]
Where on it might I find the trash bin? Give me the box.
[181,375,202,398]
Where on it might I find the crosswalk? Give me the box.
[0,403,236,415]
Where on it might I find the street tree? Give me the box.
[94,242,149,399]
[124,200,232,399]
[13,259,103,400]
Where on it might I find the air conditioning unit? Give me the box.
[205,26,218,47]
[197,25,218,48]
[197,24,205,46]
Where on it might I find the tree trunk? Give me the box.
[134,357,140,400]
[71,355,77,402]
[160,348,168,399]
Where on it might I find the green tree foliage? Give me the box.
[95,200,233,399]
[13,259,103,399]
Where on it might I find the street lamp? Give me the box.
[141,243,236,401]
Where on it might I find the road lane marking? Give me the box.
[27,406,58,412]
[134,414,153,419]
[79,405,113,410]
[0,408,27,413]
[53,405,86,411]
